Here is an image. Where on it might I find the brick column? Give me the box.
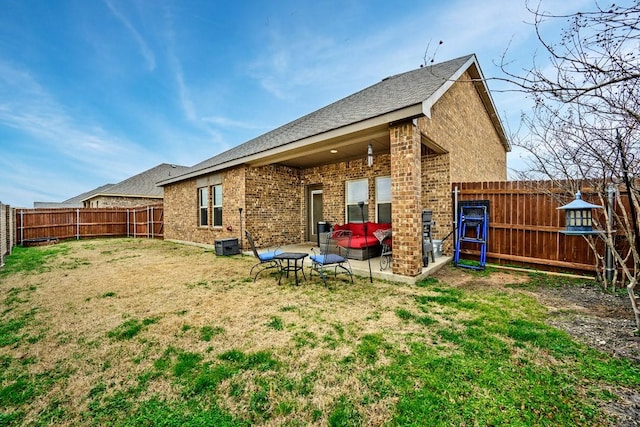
[390,121,423,276]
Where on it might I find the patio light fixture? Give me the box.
[557,191,603,235]
[367,144,373,167]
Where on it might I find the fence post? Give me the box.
[20,209,24,245]
[133,209,137,238]
[76,209,80,240]
[126,209,130,237]
[147,206,150,239]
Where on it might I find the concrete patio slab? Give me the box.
[257,243,452,285]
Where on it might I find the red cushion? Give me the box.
[349,222,365,236]
[347,236,377,249]
[331,224,346,237]
[333,222,391,242]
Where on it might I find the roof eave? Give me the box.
[80,194,163,203]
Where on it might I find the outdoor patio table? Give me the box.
[274,252,308,285]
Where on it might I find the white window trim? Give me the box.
[198,187,209,227]
[345,178,368,223]
[375,176,391,223]
[212,184,223,227]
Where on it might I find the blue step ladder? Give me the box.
[454,205,488,270]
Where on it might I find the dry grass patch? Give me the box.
[1,238,638,426]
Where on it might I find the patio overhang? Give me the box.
[243,104,425,169]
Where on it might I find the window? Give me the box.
[198,187,208,226]
[212,184,222,227]
[376,176,391,223]
[346,179,368,222]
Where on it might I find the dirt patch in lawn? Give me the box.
[434,266,640,427]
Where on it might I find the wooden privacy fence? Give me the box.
[453,181,607,272]
[15,205,164,245]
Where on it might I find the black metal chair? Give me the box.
[245,230,282,281]
[310,228,353,284]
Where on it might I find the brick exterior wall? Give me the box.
[418,71,507,182]
[163,165,302,250]
[84,196,162,208]
[302,155,392,227]
[163,170,240,246]
[244,165,302,248]
[390,122,423,276]
[422,153,452,253]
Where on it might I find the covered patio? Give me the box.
[245,242,452,285]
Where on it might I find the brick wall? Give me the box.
[163,165,302,250]
[418,71,507,182]
[0,202,15,267]
[1,202,7,267]
[390,122,424,276]
[302,155,392,227]
[244,165,301,248]
[85,196,162,208]
[422,153,452,253]
[163,169,242,246]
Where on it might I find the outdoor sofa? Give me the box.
[326,222,391,260]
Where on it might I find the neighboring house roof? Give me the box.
[159,54,509,186]
[63,184,115,204]
[83,163,189,202]
[33,184,115,208]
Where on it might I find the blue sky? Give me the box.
[0,0,592,207]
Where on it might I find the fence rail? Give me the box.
[453,181,607,272]
[14,205,164,245]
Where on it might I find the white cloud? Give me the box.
[201,116,268,131]
[104,0,156,71]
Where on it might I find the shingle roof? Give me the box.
[81,163,189,201]
[160,54,508,186]
[62,183,115,204]
[188,55,475,174]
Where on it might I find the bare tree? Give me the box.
[502,1,640,331]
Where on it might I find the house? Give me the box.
[33,164,188,209]
[79,163,188,208]
[158,54,510,278]
[34,184,115,208]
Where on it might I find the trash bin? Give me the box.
[317,221,331,246]
[432,239,443,257]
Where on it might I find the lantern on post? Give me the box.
[557,191,603,235]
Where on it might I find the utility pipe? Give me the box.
[605,183,616,282]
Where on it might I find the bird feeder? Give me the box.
[557,191,603,235]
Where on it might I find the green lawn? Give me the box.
[0,238,638,426]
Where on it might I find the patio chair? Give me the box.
[310,228,353,284]
[245,230,282,282]
[373,228,392,271]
